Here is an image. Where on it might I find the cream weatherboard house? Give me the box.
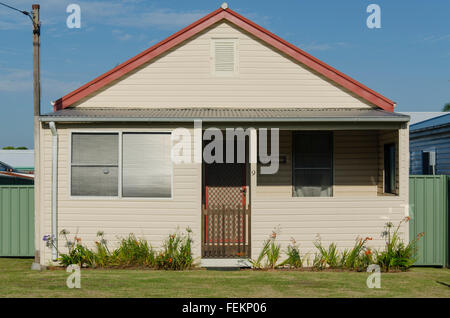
[35,6,410,266]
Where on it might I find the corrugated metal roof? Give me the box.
[0,150,34,169]
[410,113,450,131]
[40,108,409,122]
[400,112,446,125]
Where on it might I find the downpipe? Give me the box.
[49,122,58,261]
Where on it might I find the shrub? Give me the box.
[340,237,373,271]
[155,228,193,270]
[44,228,194,270]
[249,230,281,269]
[112,234,155,267]
[280,238,303,269]
[313,238,339,270]
[45,229,96,267]
[375,217,421,272]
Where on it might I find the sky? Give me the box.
[0,0,449,149]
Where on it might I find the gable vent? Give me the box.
[213,40,236,75]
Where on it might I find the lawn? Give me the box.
[0,258,449,298]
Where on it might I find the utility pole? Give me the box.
[33,4,40,117]
[32,4,41,265]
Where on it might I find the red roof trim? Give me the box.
[54,8,394,112]
[0,171,34,180]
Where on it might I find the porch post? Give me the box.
[249,128,257,206]
[398,122,410,242]
[194,120,203,259]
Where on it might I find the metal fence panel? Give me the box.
[0,186,34,257]
[409,175,448,266]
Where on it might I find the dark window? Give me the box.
[384,143,396,194]
[421,150,435,175]
[293,132,333,197]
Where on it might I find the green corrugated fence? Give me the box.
[0,186,34,257]
[409,175,448,267]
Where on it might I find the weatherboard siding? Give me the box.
[37,124,409,265]
[73,22,373,109]
[38,123,202,265]
[252,126,409,261]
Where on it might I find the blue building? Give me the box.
[409,113,450,175]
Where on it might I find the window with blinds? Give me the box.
[213,39,237,76]
[70,132,172,198]
[122,133,172,198]
[292,132,333,197]
[71,133,119,196]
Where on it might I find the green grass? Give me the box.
[0,258,449,298]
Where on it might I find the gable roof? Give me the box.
[54,6,395,112]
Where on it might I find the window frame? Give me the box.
[210,38,239,77]
[291,131,334,198]
[383,143,396,194]
[69,130,173,200]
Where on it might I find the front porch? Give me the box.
[199,122,409,261]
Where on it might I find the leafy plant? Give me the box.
[44,228,194,270]
[44,229,96,267]
[266,233,281,269]
[313,237,339,269]
[249,230,281,269]
[280,238,303,268]
[249,239,270,269]
[340,236,373,271]
[112,234,155,267]
[376,217,421,272]
[156,228,193,270]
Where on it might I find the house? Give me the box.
[0,149,35,173]
[409,113,450,175]
[35,5,410,266]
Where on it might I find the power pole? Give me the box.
[32,4,41,265]
[33,4,40,117]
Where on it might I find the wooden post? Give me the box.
[32,4,41,263]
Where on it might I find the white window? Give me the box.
[70,132,172,198]
[122,133,172,198]
[71,133,119,196]
[212,39,237,76]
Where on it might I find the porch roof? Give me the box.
[40,108,409,123]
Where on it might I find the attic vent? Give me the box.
[213,39,237,76]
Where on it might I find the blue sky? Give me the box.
[0,0,449,148]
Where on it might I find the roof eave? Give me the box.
[40,116,409,123]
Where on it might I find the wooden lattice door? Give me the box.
[202,138,250,258]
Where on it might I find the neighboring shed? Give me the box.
[0,171,34,185]
[0,150,34,173]
[401,112,446,125]
[410,113,450,175]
